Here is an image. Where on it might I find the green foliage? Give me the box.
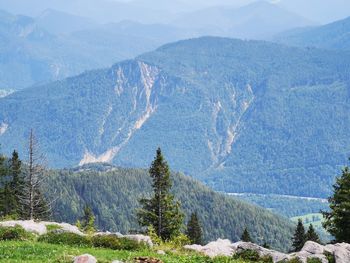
[284,258,303,263]
[91,235,123,250]
[0,225,32,241]
[233,249,260,261]
[292,219,306,252]
[137,148,184,241]
[241,228,252,242]
[307,258,322,263]
[46,164,294,252]
[324,251,335,263]
[187,212,203,245]
[46,224,63,232]
[38,232,92,247]
[322,165,350,243]
[306,224,320,244]
[79,205,96,234]
[169,233,191,248]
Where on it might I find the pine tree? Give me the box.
[187,212,203,245]
[0,150,12,218]
[79,205,96,233]
[137,148,184,241]
[292,219,306,251]
[322,164,350,242]
[306,224,320,243]
[8,150,23,217]
[20,130,50,220]
[241,227,252,242]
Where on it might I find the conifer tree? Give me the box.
[306,224,320,243]
[322,164,350,242]
[292,219,306,251]
[79,205,96,233]
[20,130,50,220]
[241,227,252,242]
[137,148,184,240]
[187,212,203,245]
[8,150,23,216]
[0,150,12,218]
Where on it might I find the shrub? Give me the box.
[46,224,63,232]
[324,251,335,263]
[0,225,32,241]
[91,234,145,251]
[307,258,322,263]
[286,258,303,263]
[169,233,191,248]
[233,249,260,261]
[91,234,121,250]
[260,255,273,263]
[38,232,91,247]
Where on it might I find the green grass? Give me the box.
[0,241,252,263]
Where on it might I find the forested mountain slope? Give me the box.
[274,16,350,50]
[47,164,294,251]
[1,37,350,197]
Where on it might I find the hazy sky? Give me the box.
[0,0,348,24]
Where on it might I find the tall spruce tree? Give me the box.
[79,205,96,233]
[322,165,350,242]
[306,224,320,243]
[0,149,11,218]
[9,150,23,217]
[292,219,306,251]
[187,212,203,245]
[137,148,184,240]
[241,227,252,242]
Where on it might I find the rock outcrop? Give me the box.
[0,220,84,236]
[94,232,153,247]
[185,240,350,263]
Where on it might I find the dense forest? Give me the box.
[46,163,294,251]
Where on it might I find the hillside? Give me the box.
[1,37,350,197]
[47,164,294,251]
[274,16,350,50]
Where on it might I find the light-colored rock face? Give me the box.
[184,239,235,258]
[0,220,84,236]
[73,254,97,263]
[184,240,350,263]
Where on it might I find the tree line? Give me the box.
[0,130,50,220]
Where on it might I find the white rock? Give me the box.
[0,220,85,236]
[184,239,235,258]
[325,243,350,263]
[122,234,153,247]
[302,241,325,255]
[73,254,97,263]
[111,261,124,263]
[157,250,166,255]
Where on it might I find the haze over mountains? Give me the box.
[1,37,350,198]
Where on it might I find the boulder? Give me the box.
[93,232,153,247]
[325,243,350,263]
[73,254,97,263]
[302,241,325,255]
[184,239,235,258]
[0,220,85,236]
[233,242,289,262]
[157,250,166,255]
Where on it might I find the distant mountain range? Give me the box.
[173,1,315,39]
[274,16,350,50]
[1,37,349,198]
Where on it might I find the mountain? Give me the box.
[0,10,183,91]
[172,1,315,39]
[278,0,350,24]
[35,9,98,35]
[274,16,350,50]
[47,163,294,251]
[1,37,350,197]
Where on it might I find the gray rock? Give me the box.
[111,261,124,263]
[157,250,166,255]
[325,243,350,263]
[302,241,325,255]
[73,254,97,263]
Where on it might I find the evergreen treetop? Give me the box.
[306,224,320,244]
[187,212,203,245]
[292,219,306,252]
[322,165,350,243]
[137,148,184,241]
[241,227,252,242]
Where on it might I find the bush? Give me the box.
[169,233,191,248]
[307,258,322,263]
[233,249,260,261]
[260,255,273,263]
[46,224,63,232]
[38,232,91,247]
[324,251,335,263]
[286,258,303,263]
[91,234,145,251]
[0,225,32,241]
[91,234,121,250]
